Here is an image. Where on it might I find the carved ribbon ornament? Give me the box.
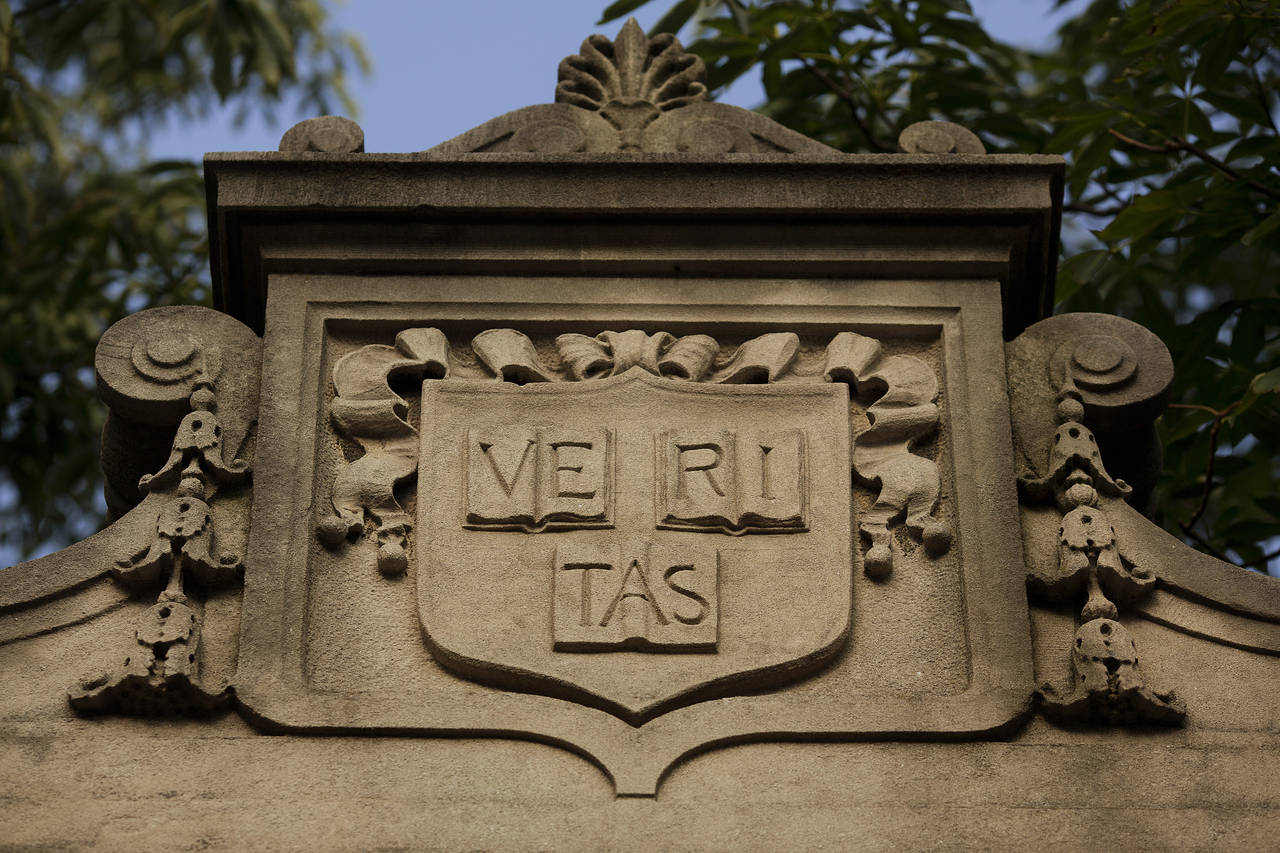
[319,327,951,583]
[471,328,800,384]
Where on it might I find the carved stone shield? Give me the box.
[417,368,852,722]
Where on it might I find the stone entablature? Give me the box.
[1,21,1277,849]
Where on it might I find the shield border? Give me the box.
[415,368,853,723]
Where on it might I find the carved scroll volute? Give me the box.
[316,329,450,576]
[1010,313,1184,727]
[72,306,259,717]
[897,120,986,154]
[95,306,261,518]
[1010,313,1173,512]
[823,332,951,579]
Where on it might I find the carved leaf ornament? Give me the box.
[318,327,950,580]
[556,17,708,146]
[315,329,449,575]
[824,332,951,578]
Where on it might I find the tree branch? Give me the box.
[1177,522,1237,566]
[1167,402,1225,417]
[1109,128,1280,203]
[1244,545,1280,572]
[1168,400,1240,534]
[798,56,895,153]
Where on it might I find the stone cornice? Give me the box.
[204,152,1064,338]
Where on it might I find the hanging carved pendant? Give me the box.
[68,307,257,717]
[1017,328,1184,726]
[71,358,250,716]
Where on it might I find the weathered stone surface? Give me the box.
[278,115,365,153]
[2,19,1278,851]
[898,119,987,154]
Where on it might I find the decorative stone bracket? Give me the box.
[70,306,259,717]
[318,326,950,582]
[1013,314,1185,726]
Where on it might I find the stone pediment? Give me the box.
[428,19,836,155]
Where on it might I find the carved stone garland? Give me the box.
[318,328,950,581]
[1018,368,1185,726]
[71,338,249,716]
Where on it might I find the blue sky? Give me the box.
[146,0,1077,159]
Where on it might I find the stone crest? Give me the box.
[417,369,851,721]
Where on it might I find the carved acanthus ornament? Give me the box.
[319,326,951,582]
[70,308,258,716]
[282,23,987,157]
[316,329,449,576]
[824,333,951,579]
[1017,328,1185,726]
[556,18,707,149]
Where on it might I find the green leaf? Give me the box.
[1068,130,1116,199]
[1252,367,1280,396]
[1200,89,1276,129]
[598,0,653,25]
[649,0,700,36]
[1241,210,1280,247]
[1192,15,1245,87]
[1097,191,1182,244]
[1054,249,1109,305]
[1226,135,1279,164]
